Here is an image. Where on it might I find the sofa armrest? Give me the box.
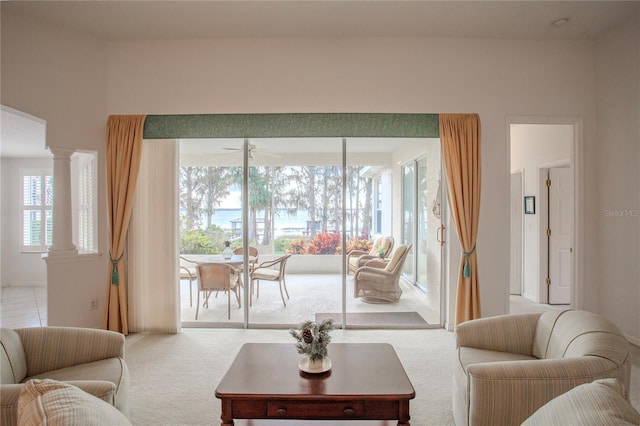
[16,327,125,377]
[466,356,623,426]
[467,356,618,381]
[455,312,541,355]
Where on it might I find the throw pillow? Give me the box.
[18,379,131,426]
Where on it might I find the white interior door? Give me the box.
[510,172,523,295]
[548,167,573,304]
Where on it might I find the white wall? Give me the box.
[595,12,640,344]
[510,124,572,302]
[105,36,597,326]
[7,7,639,340]
[1,9,108,327]
[0,158,51,287]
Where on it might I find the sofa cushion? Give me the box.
[0,329,27,384]
[18,379,131,426]
[522,378,640,426]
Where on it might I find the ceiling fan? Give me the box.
[222,143,281,158]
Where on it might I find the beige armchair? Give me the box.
[353,244,412,303]
[453,309,631,426]
[347,236,394,275]
[1,326,129,426]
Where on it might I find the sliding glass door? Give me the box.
[178,136,443,328]
[400,138,443,325]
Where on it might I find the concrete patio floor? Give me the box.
[180,273,441,328]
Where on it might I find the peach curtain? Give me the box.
[103,115,146,335]
[439,114,482,325]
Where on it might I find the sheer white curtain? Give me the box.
[128,139,180,333]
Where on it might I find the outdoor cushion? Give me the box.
[385,245,407,271]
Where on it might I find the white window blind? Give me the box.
[21,169,53,252]
[72,152,97,253]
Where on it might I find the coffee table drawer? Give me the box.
[267,401,364,418]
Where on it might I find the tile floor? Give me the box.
[0,286,48,328]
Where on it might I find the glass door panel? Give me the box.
[400,139,442,325]
[246,138,343,327]
[178,138,246,326]
[402,163,416,282]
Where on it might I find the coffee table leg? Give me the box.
[220,399,233,426]
[398,400,411,425]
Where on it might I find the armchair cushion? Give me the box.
[384,245,407,271]
[18,379,131,426]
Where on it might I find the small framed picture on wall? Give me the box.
[524,196,535,214]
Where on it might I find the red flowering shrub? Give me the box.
[305,232,342,255]
[286,239,307,254]
[345,237,373,254]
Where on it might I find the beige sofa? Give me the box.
[453,309,631,426]
[1,326,129,426]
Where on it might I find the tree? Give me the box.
[199,167,233,228]
[179,166,202,231]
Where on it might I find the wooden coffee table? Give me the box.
[215,343,415,425]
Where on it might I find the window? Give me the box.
[72,151,97,253]
[21,169,53,252]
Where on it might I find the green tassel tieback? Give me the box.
[463,245,476,278]
[109,251,124,285]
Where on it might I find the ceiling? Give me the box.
[2,1,638,159]
[0,107,49,159]
[5,1,638,41]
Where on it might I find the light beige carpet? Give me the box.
[125,328,640,425]
[126,328,455,425]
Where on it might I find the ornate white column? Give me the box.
[48,147,77,256]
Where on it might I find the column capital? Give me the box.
[48,146,76,158]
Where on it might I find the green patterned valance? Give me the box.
[144,113,439,139]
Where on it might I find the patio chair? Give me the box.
[233,246,259,272]
[179,255,197,307]
[353,244,412,303]
[347,236,394,275]
[195,262,241,319]
[250,254,292,307]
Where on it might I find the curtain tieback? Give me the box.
[462,245,476,278]
[109,251,124,285]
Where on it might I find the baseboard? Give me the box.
[1,282,47,287]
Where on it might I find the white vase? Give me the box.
[308,358,323,370]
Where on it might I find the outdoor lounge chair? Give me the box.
[353,244,412,303]
[347,236,394,275]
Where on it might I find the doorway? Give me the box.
[509,121,577,307]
